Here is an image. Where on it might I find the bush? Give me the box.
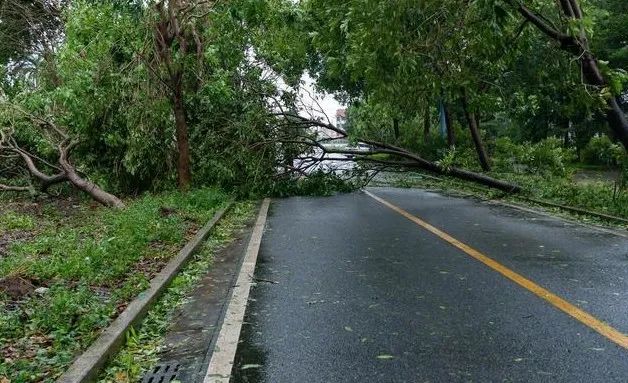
[581,135,625,167]
[493,137,576,176]
[271,171,358,197]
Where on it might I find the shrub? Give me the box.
[581,135,625,167]
[492,137,576,176]
[271,171,358,197]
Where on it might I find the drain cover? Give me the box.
[141,362,181,383]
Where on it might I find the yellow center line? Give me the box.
[364,190,628,350]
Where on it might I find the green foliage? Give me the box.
[493,137,576,176]
[593,0,628,70]
[271,171,358,197]
[0,189,228,381]
[0,212,35,230]
[98,202,255,383]
[1,0,311,198]
[581,135,625,167]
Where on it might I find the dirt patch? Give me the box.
[134,257,169,280]
[0,230,36,257]
[0,276,36,300]
[1,333,53,370]
[0,196,85,219]
[159,206,177,218]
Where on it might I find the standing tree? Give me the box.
[502,0,628,149]
[150,0,214,189]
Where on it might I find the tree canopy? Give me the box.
[0,0,626,204]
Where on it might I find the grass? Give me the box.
[496,171,627,218]
[0,212,36,231]
[97,202,255,383]
[0,188,229,382]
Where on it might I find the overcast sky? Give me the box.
[298,73,345,125]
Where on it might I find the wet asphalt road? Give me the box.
[231,188,628,383]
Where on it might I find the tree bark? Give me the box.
[444,103,455,147]
[606,97,628,147]
[153,1,193,190]
[511,0,628,150]
[58,144,125,209]
[14,148,68,190]
[173,84,192,190]
[423,106,431,142]
[393,118,400,141]
[461,90,491,171]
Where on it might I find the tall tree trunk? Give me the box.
[393,118,400,141]
[606,97,628,147]
[423,106,431,142]
[462,90,491,171]
[153,1,193,190]
[444,103,455,147]
[173,84,192,190]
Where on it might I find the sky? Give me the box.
[298,73,345,125]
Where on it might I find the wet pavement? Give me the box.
[231,188,628,383]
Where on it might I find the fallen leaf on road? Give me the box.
[344,326,353,332]
[377,354,394,360]
[241,364,262,370]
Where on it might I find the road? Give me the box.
[230,188,628,382]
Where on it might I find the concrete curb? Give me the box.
[57,203,233,383]
[202,198,271,383]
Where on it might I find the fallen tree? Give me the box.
[505,0,628,150]
[276,113,522,193]
[0,108,125,208]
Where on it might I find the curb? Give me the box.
[57,202,233,383]
[202,198,271,383]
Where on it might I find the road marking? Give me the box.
[203,199,271,383]
[364,190,628,350]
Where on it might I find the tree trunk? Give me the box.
[393,118,400,141]
[461,90,491,171]
[423,106,431,142]
[444,103,455,147]
[563,119,571,147]
[173,85,192,190]
[606,97,628,148]
[58,146,125,209]
[579,55,628,148]
[512,0,628,150]
[153,1,193,190]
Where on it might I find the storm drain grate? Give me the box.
[141,362,181,383]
